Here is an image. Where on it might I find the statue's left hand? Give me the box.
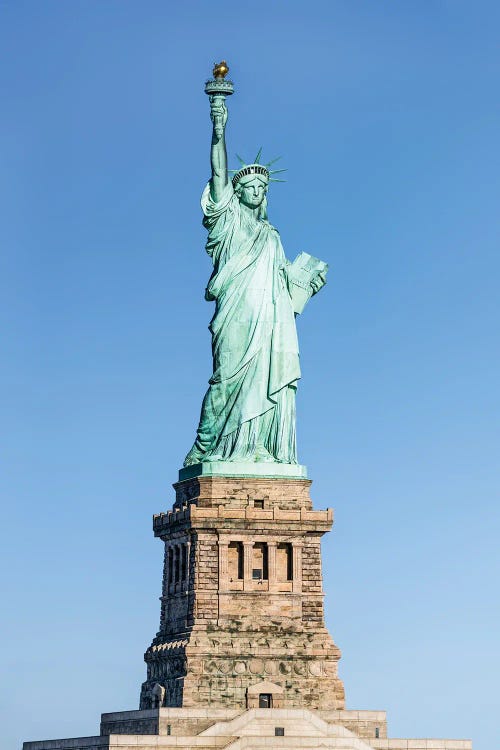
[310,271,327,295]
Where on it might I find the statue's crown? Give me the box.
[232,164,269,187]
[231,149,286,188]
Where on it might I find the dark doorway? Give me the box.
[259,693,273,708]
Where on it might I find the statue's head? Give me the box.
[234,172,268,211]
[232,153,285,219]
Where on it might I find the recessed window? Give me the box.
[174,546,180,583]
[259,693,272,708]
[167,724,172,736]
[168,547,173,585]
[228,541,244,580]
[181,544,188,581]
[254,499,264,509]
[277,542,293,581]
[375,727,380,739]
[252,568,262,580]
[275,727,285,736]
[253,542,268,579]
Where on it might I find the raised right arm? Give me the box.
[209,97,229,202]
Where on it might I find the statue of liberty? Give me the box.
[184,63,327,469]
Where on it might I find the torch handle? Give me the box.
[210,94,226,140]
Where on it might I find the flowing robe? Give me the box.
[185,182,300,464]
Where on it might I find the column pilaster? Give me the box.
[218,537,229,592]
[292,542,303,593]
[243,542,253,591]
[268,540,277,591]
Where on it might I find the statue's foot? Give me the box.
[183,446,204,467]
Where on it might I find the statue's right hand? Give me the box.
[210,97,228,135]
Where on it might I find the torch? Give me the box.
[205,61,234,139]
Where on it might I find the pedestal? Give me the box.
[140,474,344,711]
[22,474,472,750]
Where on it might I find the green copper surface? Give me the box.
[179,461,307,483]
[183,68,327,473]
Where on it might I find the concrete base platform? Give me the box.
[23,707,472,750]
[178,461,308,482]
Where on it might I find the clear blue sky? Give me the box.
[1,2,499,749]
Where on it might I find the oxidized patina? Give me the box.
[184,65,327,468]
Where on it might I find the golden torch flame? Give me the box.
[213,60,229,79]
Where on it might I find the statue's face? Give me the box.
[237,176,268,209]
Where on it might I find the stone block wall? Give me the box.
[141,476,344,712]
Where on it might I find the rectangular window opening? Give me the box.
[181,544,187,581]
[253,542,268,580]
[277,542,293,581]
[286,543,293,580]
[174,546,180,583]
[168,547,173,585]
[254,499,264,509]
[275,727,285,736]
[229,541,244,580]
[259,693,272,708]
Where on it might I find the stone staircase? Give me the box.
[23,706,472,750]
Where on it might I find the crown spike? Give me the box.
[231,152,286,188]
[265,156,282,168]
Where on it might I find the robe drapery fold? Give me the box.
[184,182,300,465]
